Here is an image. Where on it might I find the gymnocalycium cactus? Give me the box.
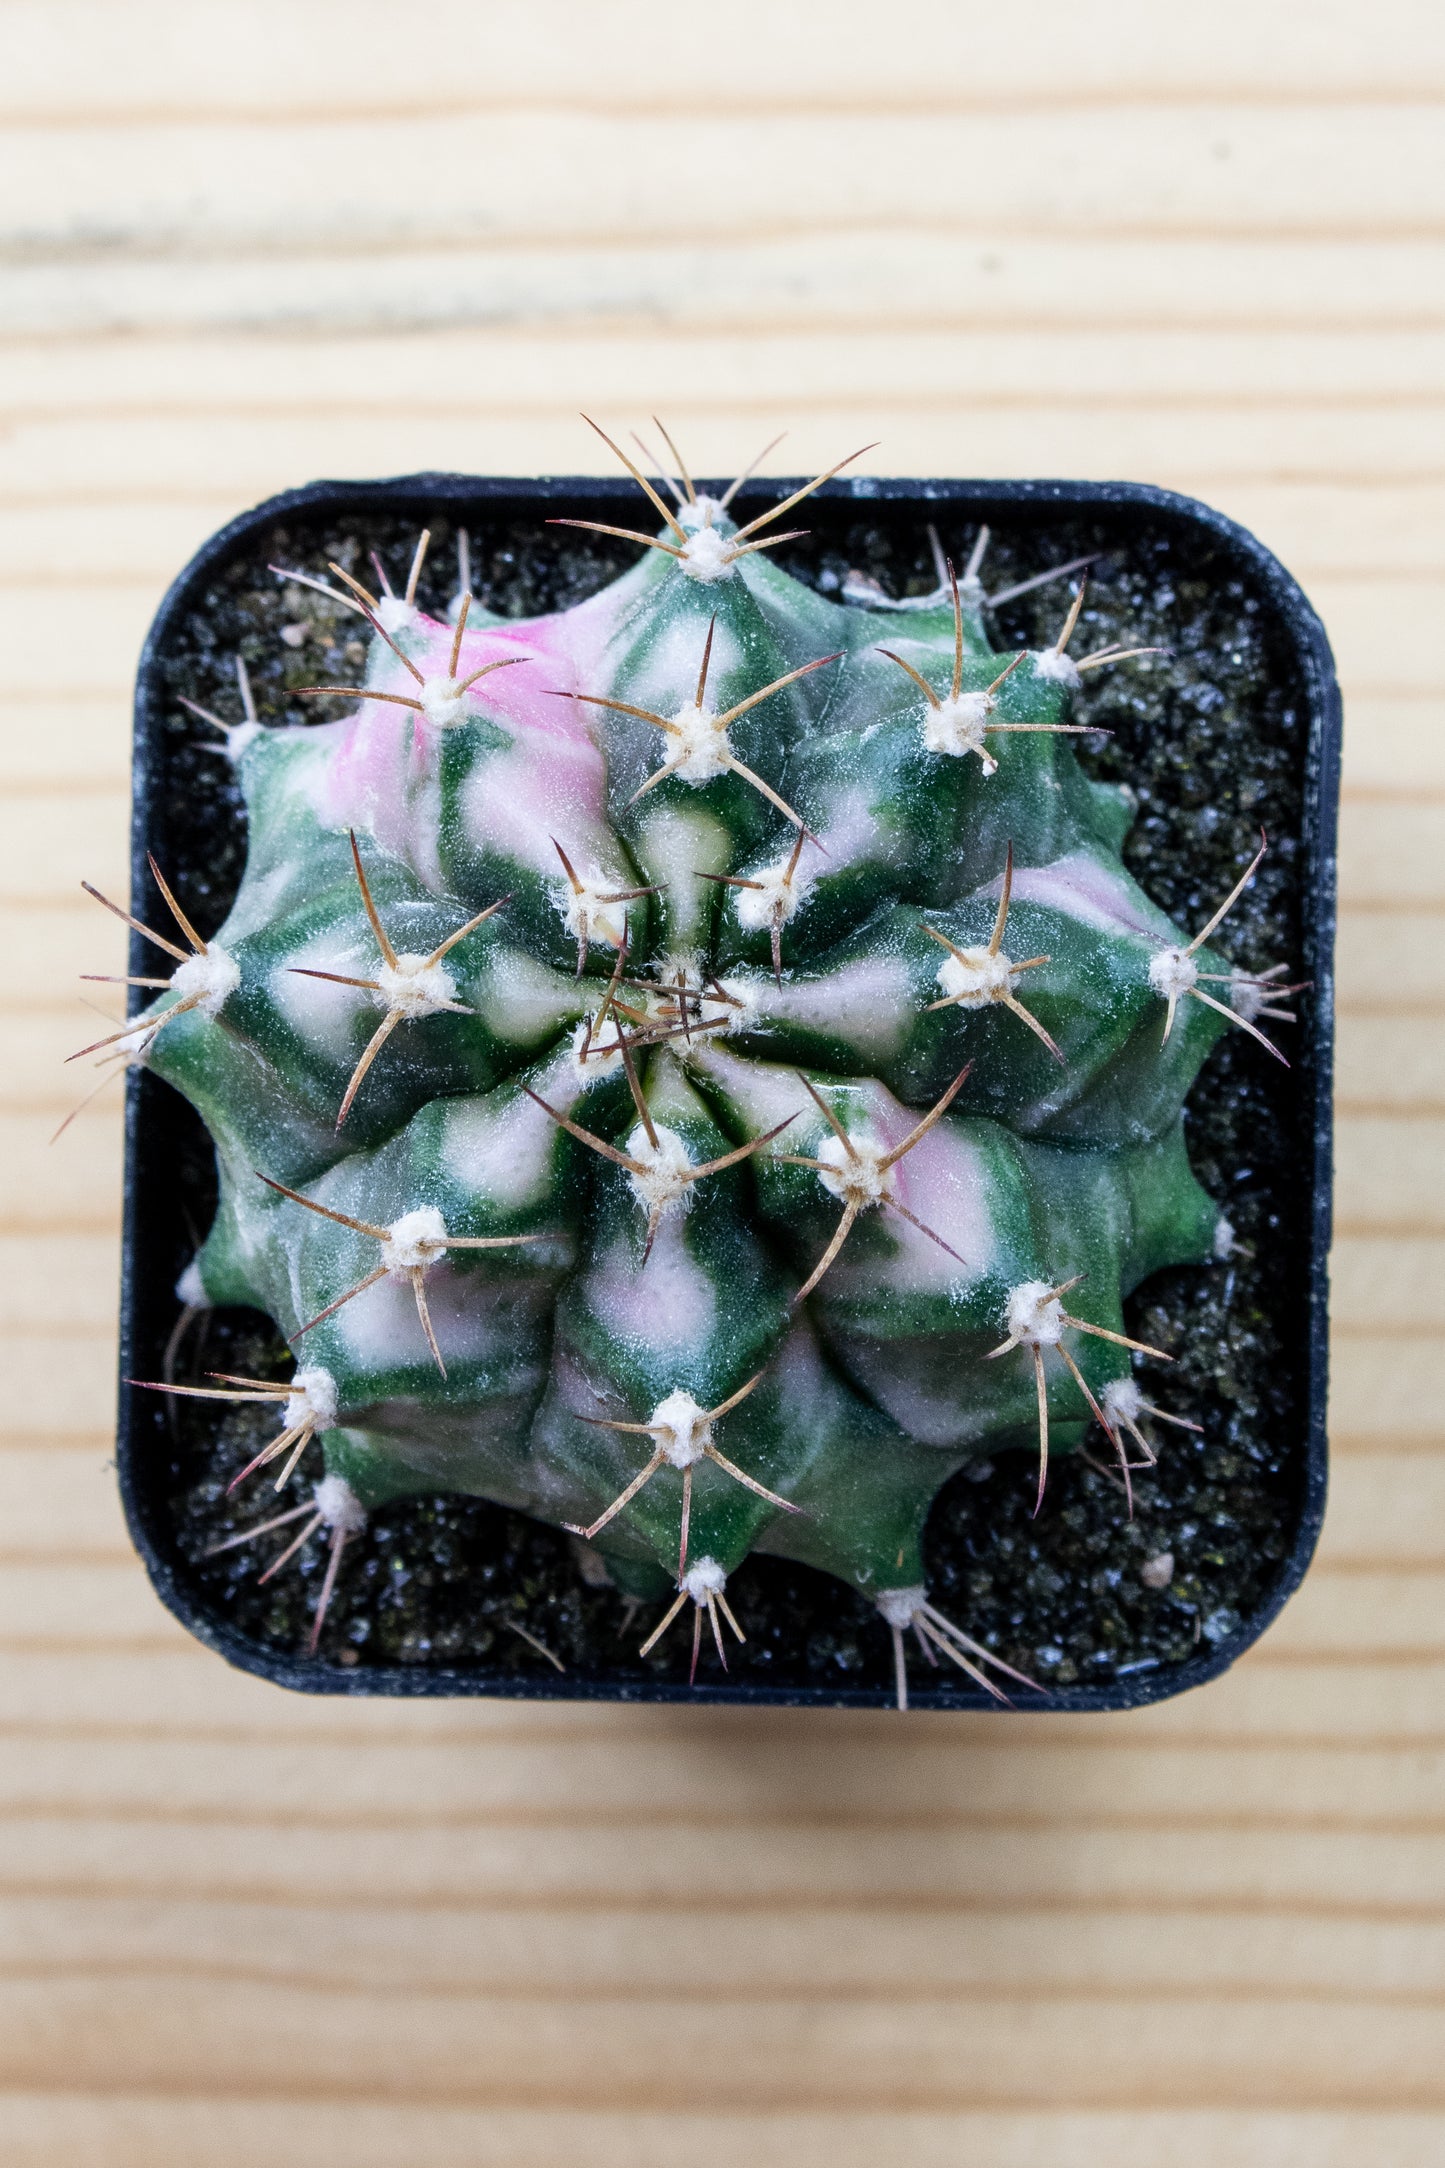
[84,426,1305,1703]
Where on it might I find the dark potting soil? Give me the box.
[125,484,1317,1700]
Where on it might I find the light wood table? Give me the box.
[2,4,1441,2161]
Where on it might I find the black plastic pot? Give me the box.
[116,472,1339,1707]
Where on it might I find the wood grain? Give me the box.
[1,1,1442,2160]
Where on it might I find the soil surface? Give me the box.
[121,482,1322,1703]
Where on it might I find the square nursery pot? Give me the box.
[113,469,1339,1709]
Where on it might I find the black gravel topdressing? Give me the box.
[119,476,1332,1705]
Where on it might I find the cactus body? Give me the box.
[107,454,1295,1692]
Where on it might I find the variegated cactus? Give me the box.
[83,427,1301,1701]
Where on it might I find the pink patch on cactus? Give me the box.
[333,1260,521,1369]
[315,611,620,891]
[316,696,438,881]
[988,850,1175,946]
[506,558,660,684]
[827,1080,998,1295]
[695,1051,996,1292]
[461,739,618,888]
[452,580,679,883]
[586,1218,719,1356]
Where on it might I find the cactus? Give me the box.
[86,427,1303,1702]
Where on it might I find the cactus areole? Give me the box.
[109,450,1337,1706]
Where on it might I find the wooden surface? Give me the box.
[2,3,1443,2160]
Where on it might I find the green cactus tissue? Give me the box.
[86,430,1300,1702]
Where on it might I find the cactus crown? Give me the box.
[95,432,1304,1702]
